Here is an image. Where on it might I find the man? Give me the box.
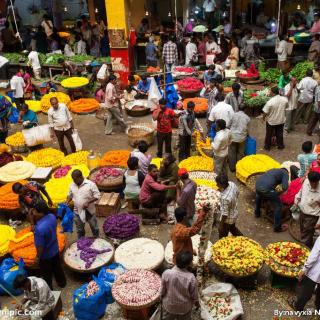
[57,58,78,76]
[27,50,41,80]
[10,71,25,109]
[178,101,204,161]
[203,65,217,86]
[307,81,320,136]
[255,168,289,232]
[284,77,298,133]
[67,170,101,239]
[216,174,242,238]
[228,107,250,172]
[185,37,198,66]
[176,168,197,224]
[296,69,317,124]
[262,86,287,150]
[104,74,127,135]
[203,0,216,28]
[139,164,176,220]
[310,14,320,34]
[275,34,290,71]
[294,171,320,248]
[308,34,320,62]
[145,37,158,67]
[225,82,244,112]
[297,141,317,178]
[12,181,53,216]
[48,97,76,155]
[152,98,176,157]
[0,55,9,79]
[289,236,320,312]
[208,93,234,128]
[161,251,199,320]
[13,275,55,320]
[74,34,87,55]
[30,202,66,290]
[278,70,292,94]
[171,207,208,264]
[135,75,151,99]
[212,119,231,177]
[162,36,178,72]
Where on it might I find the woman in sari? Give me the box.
[0,95,12,142]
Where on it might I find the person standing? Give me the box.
[275,34,290,71]
[197,37,207,65]
[178,101,204,161]
[203,0,216,28]
[307,82,320,136]
[296,141,317,178]
[208,93,234,128]
[262,86,287,150]
[228,39,239,70]
[67,170,101,239]
[10,72,25,109]
[104,75,127,135]
[212,119,231,177]
[228,108,250,172]
[27,50,41,80]
[289,236,320,312]
[161,251,200,319]
[74,34,87,55]
[308,34,320,62]
[41,15,54,38]
[29,202,66,290]
[255,168,289,232]
[296,69,318,124]
[185,37,198,66]
[216,174,242,238]
[145,37,158,67]
[48,97,76,155]
[225,83,244,112]
[152,98,176,158]
[294,171,320,248]
[131,140,152,176]
[162,36,178,72]
[310,14,320,34]
[284,77,298,133]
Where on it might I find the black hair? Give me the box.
[71,169,83,179]
[13,274,29,289]
[216,93,225,102]
[187,101,195,108]
[208,64,215,71]
[148,164,157,172]
[306,68,313,77]
[109,75,117,82]
[12,182,23,194]
[271,86,279,95]
[308,171,320,183]
[302,141,313,153]
[164,153,176,164]
[126,86,133,93]
[141,75,147,81]
[174,207,187,222]
[216,119,226,130]
[57,58,65,64]
[232,82,241,91]
[128,75,135,82]
[21,104,29,111]
[176,251,193,269]
[138,140,149,153]
[127,157,139,170]
[32,201,50,214]
[159,98,167,105]
[216,174,229,189]
[315,34,320,41]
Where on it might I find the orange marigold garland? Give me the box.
[68,98,100,114]
[100,150,130,167]
[0,181,27,210]
[183,98,208,114]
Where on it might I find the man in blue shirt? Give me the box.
[145,37,158,68]
[31,202,66,290]
[203,65,217,85]
[136,75,151,99]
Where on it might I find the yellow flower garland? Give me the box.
[5,132,25,147]
[151,158,162,169]
[27,148,64,168]
[25,100,42,113]
[179,156,213,172]
[40,92,71,113]
[0,225,16,257]
[61,77,89,88]
[45,177,72,206]
[61,151,89,166]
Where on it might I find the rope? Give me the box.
[8,0,22,43]
[0,283,22,303]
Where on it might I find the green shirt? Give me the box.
[278,74,292,89]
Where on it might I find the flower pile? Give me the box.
[9,226,66,266]
[69,98,100,114]
[194,179,217,190]
[239,64,259,78]
[179,156,213,172]
[27,148,64,168]
[25,100,41,113]
[5,132,25,147]
[183,98,208,114]
[236,154,280,184]
[195,185,220,210]
[61,151,89,166]
[211,236,265,277]
[100,150,130,167]
[92,167,122,184]
[195,131,212,157]
[45,177,72,206]
[203,295,233,319]
[53,164,89,179]
[174,66,194,73]
[0,144,11,153]
[61,77,89,88]
[0,161,36,182]
[103,213,140,240]
[177,77,204,91]
[0,180,27,210]
[0,225,16,257]
[265,242,310,277]
[40,92,71,113]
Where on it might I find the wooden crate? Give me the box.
[95,192,121,217]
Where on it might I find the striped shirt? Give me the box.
[219,181,239,224]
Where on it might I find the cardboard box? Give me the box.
[95,192,121,217]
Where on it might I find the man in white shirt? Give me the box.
[275,34,290,71]
[203,0,216,28]
[185,37,198,66]
[307,83,320,136]
[10,72,25,108]
[28,51,41,80]
[208,93,234,128]
[308,34,320,62]
[206,36,221,55]
[0,55,9,79]
[48,97,76,155]
[296,69,318,124]
[289,235,320,312]
[74,34,87,55]
[262,86,287,150]
[67,169,101,239]
[284,77,298,133]
[212,119,231,176]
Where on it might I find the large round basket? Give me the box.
[245,172,263,192]
[63,238,114,273]
[179,88,202,99]
[266,256,301,278]
[125,100,150,117]
[89,166,125,192]
[127,123,155,147]
[213,262,263,278]
[189,171,216,180]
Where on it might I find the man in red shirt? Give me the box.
[152,98,177,157]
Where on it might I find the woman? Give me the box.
[229,39,239,69]
[64,39,75,57]
[18,68,33,99]
[311,154,320,174]
[131,140,152,176]
[159,153,179,201]
[18,103,38,128]
[197,37,207,65]
[0,95,12,143]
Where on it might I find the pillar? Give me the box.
[87,0,96,24]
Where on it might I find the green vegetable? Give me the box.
[3,53,24,63]
[44,54,65,65]
[244,89,270,108]
[222,79,234,87]
[95,57,111,64]
[54,75,68,83]
[69,55,93,63]
[290,61,314,81]
[260,68,281,84]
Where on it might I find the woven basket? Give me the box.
[189,171,216,180]
[89,166,125,191]
[266,256,302,278]
[127,123,155,147]
[125,106,150,117]
[96,108,109,120]
[179,88,202,99]
[214,262,263,278]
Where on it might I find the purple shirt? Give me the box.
[131,149,152,176]
[177,179,197,218]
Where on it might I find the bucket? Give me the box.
[245,136,256,155]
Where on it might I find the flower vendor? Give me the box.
[139,164,176,221]
[29,201,66,290]
[12,181,53,216]
[131,140,152,176]
[161,251,199,319]
[216,174,242,238]
[48,97,76,155]
[176,168,197,225]
[13,275,56,320]
[10,71,25,109]
[67,169,101,239]
[225,82,244,112]
[208,93,234,128]
[255,168,289,233]
[135,74,151,99]
[18,103,39,128]
[0,94,12,143]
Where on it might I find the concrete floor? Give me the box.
[1,110,320,320]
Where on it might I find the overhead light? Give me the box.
[95,8,98,13]
[195,10,199,14]
[297,5,301,10]
[191,18,195,22]
[64,6,68,12]
[145,10,149,16]
[168,11,172,17]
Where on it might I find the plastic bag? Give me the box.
[200,283,243,320]
[8,107,19,124]
[147,77,162,111]
[72,129,82,151]
[206,54,216,67]
[57,203,74,233]
[73,277,108,320]
[97,64,108,80]
[0,258,27,296]
[22,124,52,147]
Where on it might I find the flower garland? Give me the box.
[27,148,64,168]
[40,92,71,113]
[179,156,213,172]
[0,180,27,210]
[61,151,89,166]
[100,150,131,167]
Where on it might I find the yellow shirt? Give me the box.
[128,75,141,86]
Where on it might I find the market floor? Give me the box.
[1,111,320,320]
